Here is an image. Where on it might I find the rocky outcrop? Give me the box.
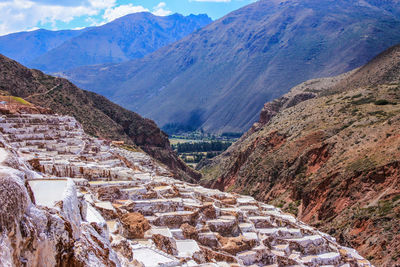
[218,235,257,255]
[0,175,28,232]
[253,92,316,133]
[119,213,150,239]
[200,44,400,266]
[0,102,52,115]
[152,234,178,255]
[180,223,198,240]
[71,223,120,267]
[0,148,120,267]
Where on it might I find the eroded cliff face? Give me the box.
[200,45,400,266]
[0,143,120,266]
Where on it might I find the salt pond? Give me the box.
[28,179,68,207]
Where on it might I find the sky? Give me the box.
[0,0,256,36]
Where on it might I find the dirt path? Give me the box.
[26,84,60,99]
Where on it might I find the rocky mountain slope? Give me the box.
[64,0,400,133]
[0,54,200,182]
[199,44,400,266]
[0,106,372,266]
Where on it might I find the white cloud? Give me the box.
[17,0,91,7]
[89,0,116,9]
[153,2,172,16]
[26,26,40,31]
[0,0,174,36]
[103,4,149,22]
[102,1,172,23]
[72,26,86,30]
[0,0,114,35]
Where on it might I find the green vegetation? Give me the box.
[226,184,236,192]
[174,141,232,153]
[169,130,242,142]
[304,88,320,93]
[374,99,390,105]
[172,140,233,166]
[374,99,397,105]
[348,96,397,106]
[170,131,238,167]
[169,138,199,145]
[346,157,377,173]
[351,93,363,99]
[284,200,301,216]
[11,96,31,105]
[354,195,400,220]
[271,199,285,209]
[221,132,243,138]
[0,95,32,106]
[350,96,375,105]
[339,120,355,131]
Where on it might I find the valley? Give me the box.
[63,0,400,133]
[0,0,400,266]
[172,141,233,168]
[168,131,239,168]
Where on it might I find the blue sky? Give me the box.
[0,0,256,36]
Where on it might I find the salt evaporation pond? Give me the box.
[29,179,68,207]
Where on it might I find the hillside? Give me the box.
[199,44,400,266]
[0,54,200,182]
[28,13,211,73]
[63,0,400,133]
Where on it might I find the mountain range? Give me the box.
[199,43,400,266]
[0,28,86,66]
[62,0,400,133]
[0,12,211,73]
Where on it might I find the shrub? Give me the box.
[351,93,362,99]
[351,97,375,105]
[374,99,390,105]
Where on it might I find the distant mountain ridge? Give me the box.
[0,29,87,66]
[0,12,211,72]
[63,0,400,133]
